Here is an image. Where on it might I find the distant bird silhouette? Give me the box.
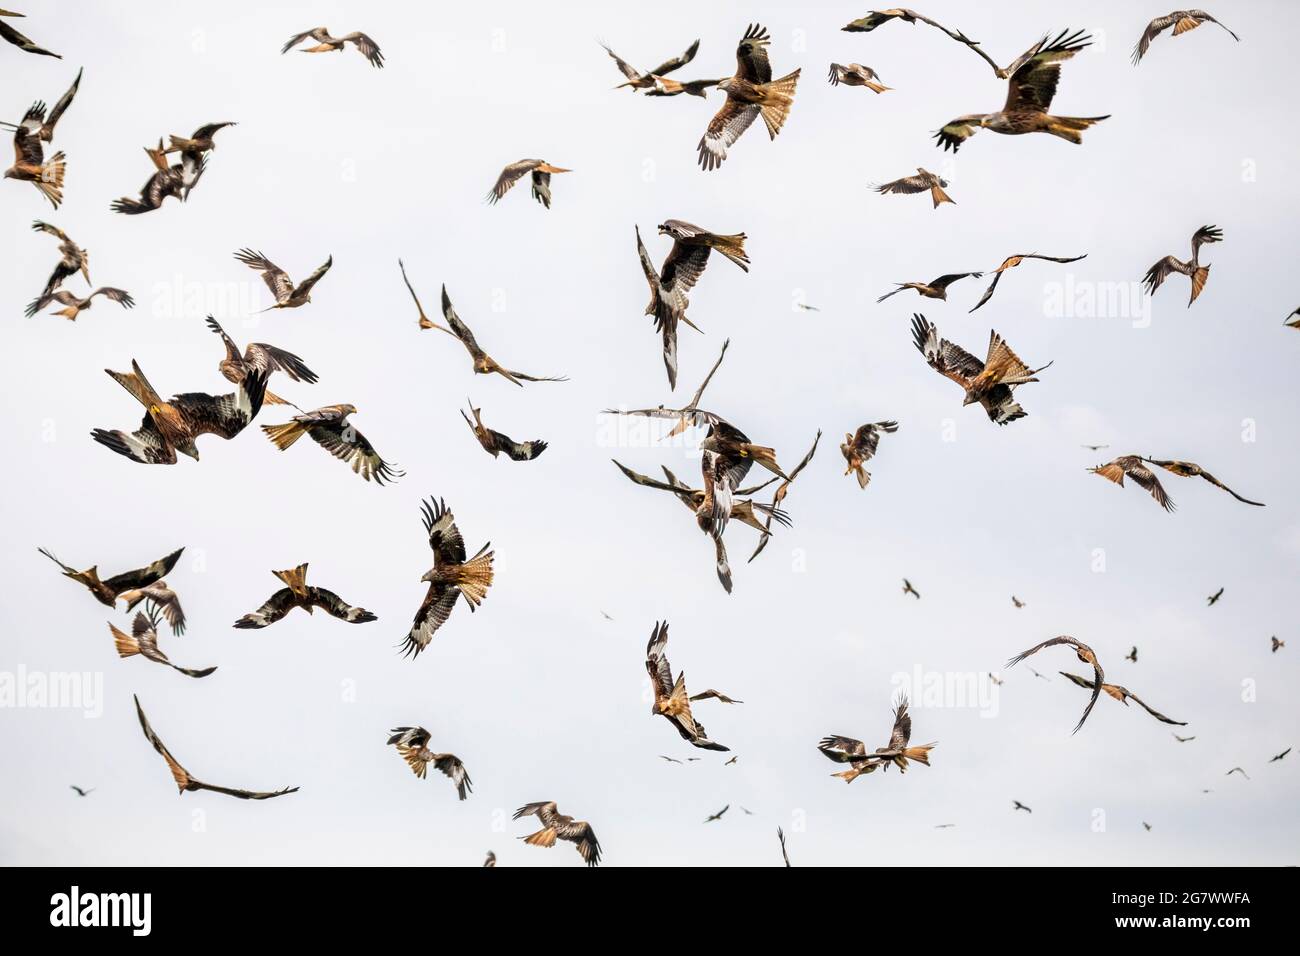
[69,785,94,797]
[1207,588,1223,606]
[1013,801,1032,813]
[902,579,920,599]
[1132,10,1238,64]
[704,805,730,823]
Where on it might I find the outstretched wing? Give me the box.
[102,548,185,593]
[1004,29,1092,114]
[439,286,486,358]
[170,369,268,440]
[698,100,759,171]
[134,695,194,793]
[340,32,384,68]
[91,415,176,465]
[290,256,332,300]
[44,68,82,137]
[650,39,700,77]
[311,587,377,624]
[487,159,542,203]
[432,754,472,800]
[234,249,294,303]
[734,23,772,83]
[232,587,296,629]
[1123,690,1187,726]
[305,419,402,484]
[911,314,983,390]
[817,735,867,763]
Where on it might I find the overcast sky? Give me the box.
[1,0,1295,867]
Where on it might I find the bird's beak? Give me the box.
[962,395,975,406]
[420,570,432,583]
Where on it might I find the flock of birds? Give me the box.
[7,5,1291,866]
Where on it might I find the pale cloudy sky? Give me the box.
[1,0,1295,866]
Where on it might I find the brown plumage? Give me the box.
[840,421,898,489]
[461,400,547,461]
[601,38,700,90]
[110,608,215,679]
[281,27,383,67]
[513,802,601,866]
[1089,455,1176,512]
[698,24,800,170]
[1142,226,1222,306]
[26,219,89,313]
[233,563,377,629]
[39,545,183,609]
[699,418,789,544]
[27,286,133,321]
[0,8,60,57]
[902,578,921,599]
[1142,456,1264,507]
[385,727,471,800]
[116,580,186,636]
[828,62,890,93]
[970,253,1087,312]
[110,143,205,214]
[1132,10,1238,64]
[689,689,744,704]
[206,315,317,407]
[486,159,572,209]
[872,167,952,207]
[262,403,402,484]
[1272,637,1285,653]
[843,9,1043,79]
[645,621,729,751]
[1007,636,1104,733]
[5,100,68,207]
[420,283,568,386]
[778,827,791,866]
[1059,671,1186,725]
[402,498,494,659]
[818,692,937,782]
[162,121,235,154]
[234,248,332,311]
[912,314,1049,425]
[643,76,724,97]
[878,271,980,302]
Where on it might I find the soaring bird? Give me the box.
[912,315,1048,425]
[402,498,494,659]
[1270,748,1291,763]
[1142,457,1264,507]
[635,220,749,388]
[1012,800,1033,813]
[842,9,1049,79]
[513,802,601,867]
[386,727,472,800]
[698,23,800,171]
[69,785,94,797]
[1272,637,1285,653]
[872,169,952,207]
[233,564,377,629]
[6,68,79,145]
[1173,733,1196,743]
[110,143,205,214]
[110,609,215,679]
[206,316,317,407]
[92,361,267,465]
[234,248,332,311]
[0,8,59,57]
[934,30,1108,153]
[281,27,383,67]
[27,286,133,321]
[1226,767,1249,780]
[645,621,729,751]
[1059,672,1186,725]
[162,121,235,154]
[690,689,744,704]
[134,695,298,800]
[1126,646,1138,663]
[878,271,980,302]
[902,578,920,599]
[116,580,186,636]
[828,62,890,93]
[840,420,898,488]
[26,220,89,313]
[486,159,572,209]
[1089,455,1176,512]
[704,805,730,823]
[1142,225,1222,307]
[261,404,402,485]
[602,38,700,90]
[424,285,568,386]
[1206,587,1223,606]
[5,103,67,207]
[1082,443,1109,451]
[38,545,183,608]
[1132,10,1238,64]
[818,692,937,782]
[778,827,791,866]
[461,401,547,461]
[642,76,724,98]
[969,253,1087,312]
[1007,636,1104,733]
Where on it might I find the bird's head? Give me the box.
[961,391,977,406]
[181,444,200,461]
[717,77,734,93]
[2,170,14,181]
[655,222,670,236]
[419,568,435,584]
[340,403,358,418]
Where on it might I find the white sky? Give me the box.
[1,0,1295,866]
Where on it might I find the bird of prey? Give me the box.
[1028,667,1050,681]
[92,361,267,465]
[872,169,952,207]
[0,8,59,56]
[110,609,215,679]
[1206,587,1223,607]
[796,302,821,312]
[483,851,496,867]
[725,756,739,765]
[828,62,891,93]
[704,805,730,823]
[1142,225,1222,307]
[116,580,186,636]
[635,221,749,389]
[690,689,743,704]
[1089,456,1175,512]
[1173,733,1196,743]
[134,695,298,800]
[1272,637,1285,653]
[840,420,898,489]
[110,142,205,214]
[934,30,1108,153]
[5,102,68,207]
[460,401,547,461]
[69,785,94,797]
[39,545,182,608]
[486,159,572,209]
[206,316,317,407]
[234,248,332,312]
[1126,646,1138,663]
[422,285,568,386]
[281,27,383,67]
[912,315,1048,425]
[646,621,729,751]
[1132,10,1238,64]
[233,564,377,629]
[1226,767,1249,780]
[386,727,471,800]
[1270,748,1291,763]
[989,673,1004,685]
[513,802,601,867]
[601,38,700,90]
[1141,457,1264,507]
[935,823,956,829]
[747,429,820,563]
[698,419,789,541]
[902,578,920,599]
[969,253,1087,312]
[1013,800,1033,812]
[643,76,725,97]
[262,404,402,485]
[659,755,684,764]
[818,693,937,782]
[1012,596,1025,608]
[27,286,133,321]
[162,121,235,154]
[842,9,1053,79]
[1285,308,1300,330]
[1059,671,1186,725]
[698,24,801,171]
[26,220,89,313]
[604,337,733,437]
[402,498,494,659]
[1007,636,1104,733]
[777,827,791,866]
[1082,443,1110,451]
[878,271,980,302]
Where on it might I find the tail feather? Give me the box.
[456,548,495,608]
[109,623,140,658]
[1189,265,1210,305]
[36,152,66,208]
[522,828,557,848]
[759,70,800,139]
[904,743,937,767]
[1045,115,1108,143]
[930,183,955,207]
[708,233,750,272]
[854,465,871,489]
[262,420,307,450]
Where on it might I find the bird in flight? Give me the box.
[1142,225,1222,307]
[912,315,1049,425]
[1226,767,1249,780]
[1173,734,1196,743]
[234,248,333,312]
[659,755,684,764]
[420,284,568,386]
[601,37,701,91]
[116,580,186,636]
[699,418,789,541]
[262,404,402,485]
[4,86,76,207]
[698,23,801,171]
[828,62,891,93]
[110,608,215,679]
[281,27,383,67]
[1082,443,1109,451]
[725,756,739,765]
[604,337,732,437]
[483,851,496,867]
[935,823,956,829]
[26,219,89,313]
[1125,646,1138,663]
[746,429,821,564]
[878,271,980,303]
[93,361,266,465]
[514,802,601,867]
[162,121,235,155]
[386,727,472,800]
[636,220,749,389]
[777,827,791,866]
[1285,308,1300,330]
[402,498,494,659]
[646,621,729,751]
[1206,587,1224,607]
[1007,636,1104,733]
[1013,800,1033,813]
[989,673,1004,686]
[110,141,205,214]
[934,30,1108,152]
[1089,456,1175,512]
[818,692,937,782]
[39,545,183,609]
[460,401,547,461]
[0,8,59,57]
[704,805,730,823]
[486,158,572,209]
[1132,10,1238,64]
[872,169,952,207]
[69,785,94,797]
[1028,667,1051,682]
[969,253,1086,312]
[1058,672,1186,725]
[1141,457,1264,507]
[840,421,898,489]
[206,316,317,407]
[902,578,921,599]
[1012,596,1025,609]
[134,695,298,800]
[233,563,377,629]
[1271,637,1285,653]
[690,689,744,705]
[27,286,133,322]
[1269,748,1291,763]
